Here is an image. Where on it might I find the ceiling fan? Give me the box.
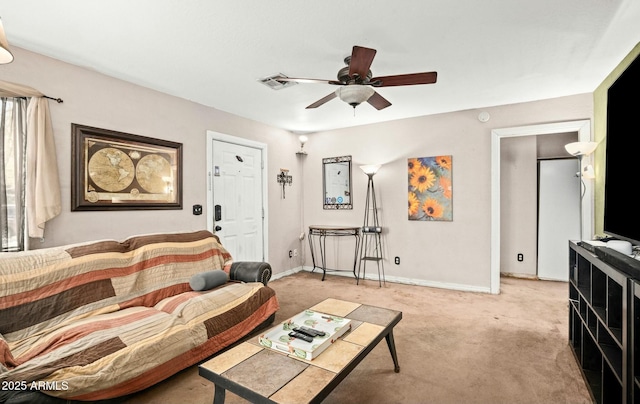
[275,45,437,111]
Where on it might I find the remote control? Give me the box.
[293,327,318,338]
[288,331,313,343]
[295,326,326,337]
[305,326,327,337]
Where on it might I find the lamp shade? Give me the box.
[336,86,375,107]
[296,134,308,155]
[582,164,595,179]
[564,141,598,156]
[0,18,14,64]
[360,164,381,175]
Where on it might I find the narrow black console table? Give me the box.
[308,225,360,281]
[569,241,640,403]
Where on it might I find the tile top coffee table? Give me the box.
[199,298,402,404]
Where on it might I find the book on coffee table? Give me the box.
[258,309,352,360]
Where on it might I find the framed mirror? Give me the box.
[323,155,352,209]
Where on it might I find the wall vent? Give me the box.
[258,74,298,90]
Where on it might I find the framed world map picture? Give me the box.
[71,124,182,211]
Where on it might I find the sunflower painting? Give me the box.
[408,156,452,221]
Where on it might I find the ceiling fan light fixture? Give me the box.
[336,85,375,108]
[0,17,14,64]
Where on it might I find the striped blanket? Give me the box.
[0,230,279,400]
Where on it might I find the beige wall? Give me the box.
[500,136,538,277]
[537,132,577,159]
[301,95,592,291]
[1,47,304,274]
[2,46,593,290]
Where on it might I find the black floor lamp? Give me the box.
[358,164,385,286]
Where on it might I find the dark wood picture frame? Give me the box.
[71,124,183,211]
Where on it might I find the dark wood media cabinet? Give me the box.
[569,241,640,403]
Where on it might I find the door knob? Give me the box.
[215,225,222,231]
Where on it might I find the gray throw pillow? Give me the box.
[189,270,228,291]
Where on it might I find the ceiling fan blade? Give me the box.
[370,72,437,87]
[367,91,392,110]
[306,92,337,109]
[349,46,377,80]
[275,76,343,85]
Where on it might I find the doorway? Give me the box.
[490,120,592,294]
[206,131,268,262]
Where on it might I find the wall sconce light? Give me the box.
[296,135,308,156]
[0,17,14,64]
[277,168,292,198]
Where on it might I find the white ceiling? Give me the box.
[2,1,640,133]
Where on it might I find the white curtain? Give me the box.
[0,80,61,239]
[1,97,26,251]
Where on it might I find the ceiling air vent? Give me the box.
[258,73,298,90]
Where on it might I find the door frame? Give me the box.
[206,131,269,261]
[490,119,592,294]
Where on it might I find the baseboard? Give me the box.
[501,272,539,280]
[271,266,491,294]
[381,274,492,294]
[270,267,304,281]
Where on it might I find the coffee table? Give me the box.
[199,298,402,404]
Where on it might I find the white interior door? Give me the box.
[211,139,264,261]
[537,159,580,281]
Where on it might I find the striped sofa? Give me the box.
[0,230,279,402]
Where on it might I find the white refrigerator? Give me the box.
[537,159,580,281]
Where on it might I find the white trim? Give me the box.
[490,120,592,294]
[270,267,302,281]
[378,275,491,294]
[270,266,492,293]
[206,131,269,262]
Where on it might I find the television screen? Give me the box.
[603,52,640,245]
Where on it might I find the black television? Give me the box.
[603,52,640,246]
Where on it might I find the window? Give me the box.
[1,97,27,252]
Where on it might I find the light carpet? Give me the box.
[123,271,592,404]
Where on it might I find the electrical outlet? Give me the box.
[394,256,400,265]
[288,250,293,258]
[517,253,524,262]
[293,249,298,257]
